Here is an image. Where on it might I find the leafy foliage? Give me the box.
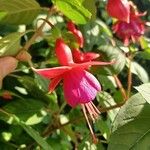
[0,0,150,149]
[0,0,41,25]
[108,93,150,150]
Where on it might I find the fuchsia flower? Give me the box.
[33,38,114,141]
[106,0,130,23]
[67,21,84,48]
[113,11,146,46]
[72,48,100,63]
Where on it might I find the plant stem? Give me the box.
[113,75,127,100]
[127,55,133,99]
[23,7,55,51]
[99,101,125,112]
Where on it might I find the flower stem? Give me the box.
[23,7,55,51]
[127,55,133,99]
[113,75,127,101]
[99,101,125,112]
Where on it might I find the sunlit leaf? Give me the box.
[96,45,126,75]
[53,0,91,24]
[127,60,149,83]
[3,99,45,125]
[83,0,96,20]
[0,0,41,25]
[19,123,53,150]
[135,83,150,104]
[108,93,150,150]
[0,32,22,56]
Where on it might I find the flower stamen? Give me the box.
[81,101,100,143]
[81,104,97,143]
[85,101,100,122]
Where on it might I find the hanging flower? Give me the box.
[33,38,114,141]
[106,0,130,23]
[67,21,84,48]
[72,48,100,63]
[113,11,145,46]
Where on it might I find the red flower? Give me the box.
[72,48,100,63]
[67,21,84,48]
[33,38,114,141]
[113,12,145,46]
[107,0,130,23]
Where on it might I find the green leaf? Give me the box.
[96,45,126,75]
[96,19,112,37]
[0,11,7,21]
[19,123,53,150]
[108,93,150,150]
[97,91,119,122]
[139,48,150,60]
[3,99,45,125]
[83,0,96,20]
[95,118,111,140]
[0,0,41,25]
[128,60,149,83]
[135,83,150,104]
[18,76,50,104]
[82,19,112,51]
[53,0,91,24]
[0,32,22,56]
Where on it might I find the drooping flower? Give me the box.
[67,21,84,48]
[113,11,145,46]
[72,48,100,63]
[33,38,114,141]
[106,0,130,23]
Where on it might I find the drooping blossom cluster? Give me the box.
[107,0,146,46]
[33,22,114,141]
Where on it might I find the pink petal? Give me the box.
[49,76,62,93]
[63,69,101,107]
[55,38,74,66]
[32,66,71,79]
[84,52,100,61]
[70,61,115,70]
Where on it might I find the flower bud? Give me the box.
[107,0,130,23]
[67,21,76,33]
[67,21,84,48]
[55,38,74,66]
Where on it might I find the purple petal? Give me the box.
[63,69,101,107]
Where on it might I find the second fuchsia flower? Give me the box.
[113,9,146,46]
[33,38,114,141]
[107,0,146,46]
[106,0,130,23]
